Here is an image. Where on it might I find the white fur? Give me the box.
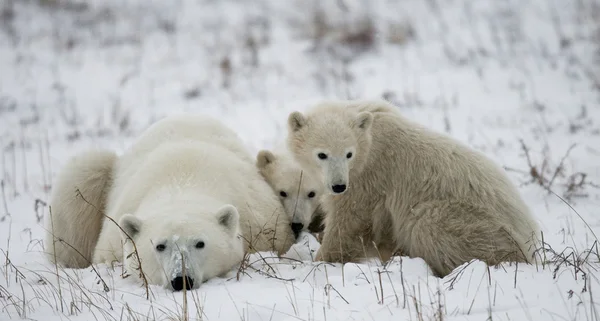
[48,114,294,290]
[286,100,541,277]
[256,145,325,238]
[45,150,117,268]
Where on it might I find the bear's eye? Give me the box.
[318,153,328,160]
[307,191,316,198]
[195,241,205,249]
[346,152,353,159]
[156,244,166,252]
[279,191,287,198]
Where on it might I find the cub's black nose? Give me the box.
[290,222,304,238]
[331,184,347,194]
[171,276,194,291]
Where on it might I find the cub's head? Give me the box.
[286,104,373,195]
[118,204,244,291]
[256,150,324,238]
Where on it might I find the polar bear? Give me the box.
[286,100,541,277]
[256,147,326,238]
[46,114,295,290]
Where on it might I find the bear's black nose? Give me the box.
[332,184,347,194]
[171,276,194,291]
[290,222,304,238]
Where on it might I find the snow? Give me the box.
[0,0,599,320]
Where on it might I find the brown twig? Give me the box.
[75,189,150,299]
[48,206,64,313]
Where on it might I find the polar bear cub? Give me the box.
[286,100,541,277]
[256,146,325,238]
[46,114,294,290]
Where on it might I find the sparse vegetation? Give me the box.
[0,0,599,320]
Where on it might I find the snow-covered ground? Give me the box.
[1,0,599,320]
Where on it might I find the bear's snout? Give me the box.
[331,184,347,194]
[171,275,194,291]
[290,222,304,238]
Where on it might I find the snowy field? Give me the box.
[1,0,599,320]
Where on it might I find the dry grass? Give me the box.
[505,140,600,201]
[75,189,150,299]
[0,0,599,320]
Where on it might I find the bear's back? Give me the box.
[106,115,255,219]
[109,140,255,220]
[124,114,251,169]
[348,100,538,242]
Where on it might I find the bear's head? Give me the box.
[256,149,324,238]
[286,103,373,195]
[118,203,244,291]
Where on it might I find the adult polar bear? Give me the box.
[46,114,295,290]
[286,100,541,277]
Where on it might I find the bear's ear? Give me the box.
[288,111,307,132]
[352,111,373,131]
[216,204,239,235]
[256,150,276,169]
[119,214,143,239]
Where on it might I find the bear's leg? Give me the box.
[308,206,326,242]
[406,200,528,277]
[46,150,117,268]
[307,207,325,234]
[315,212,373,263]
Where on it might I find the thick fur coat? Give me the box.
[286,100,541,277]
[46,114,295,289]
[256,147,326,238]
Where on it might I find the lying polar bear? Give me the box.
[46,114,295,290]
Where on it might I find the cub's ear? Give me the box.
[352,111,373,131]
[256,150,276,169]
[288,111,307,132]
[217,204,240,235]
[119,214,143,239]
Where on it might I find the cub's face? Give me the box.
[118,204,244,291]
[286,109,373,195]
[256,150,324,238]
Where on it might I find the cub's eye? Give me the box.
[156,244,166,252]
[346,152,353,159]
[279,191,287,197]
[318,153,328,160]
[307,191,316,198]
[195,241,205,249]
